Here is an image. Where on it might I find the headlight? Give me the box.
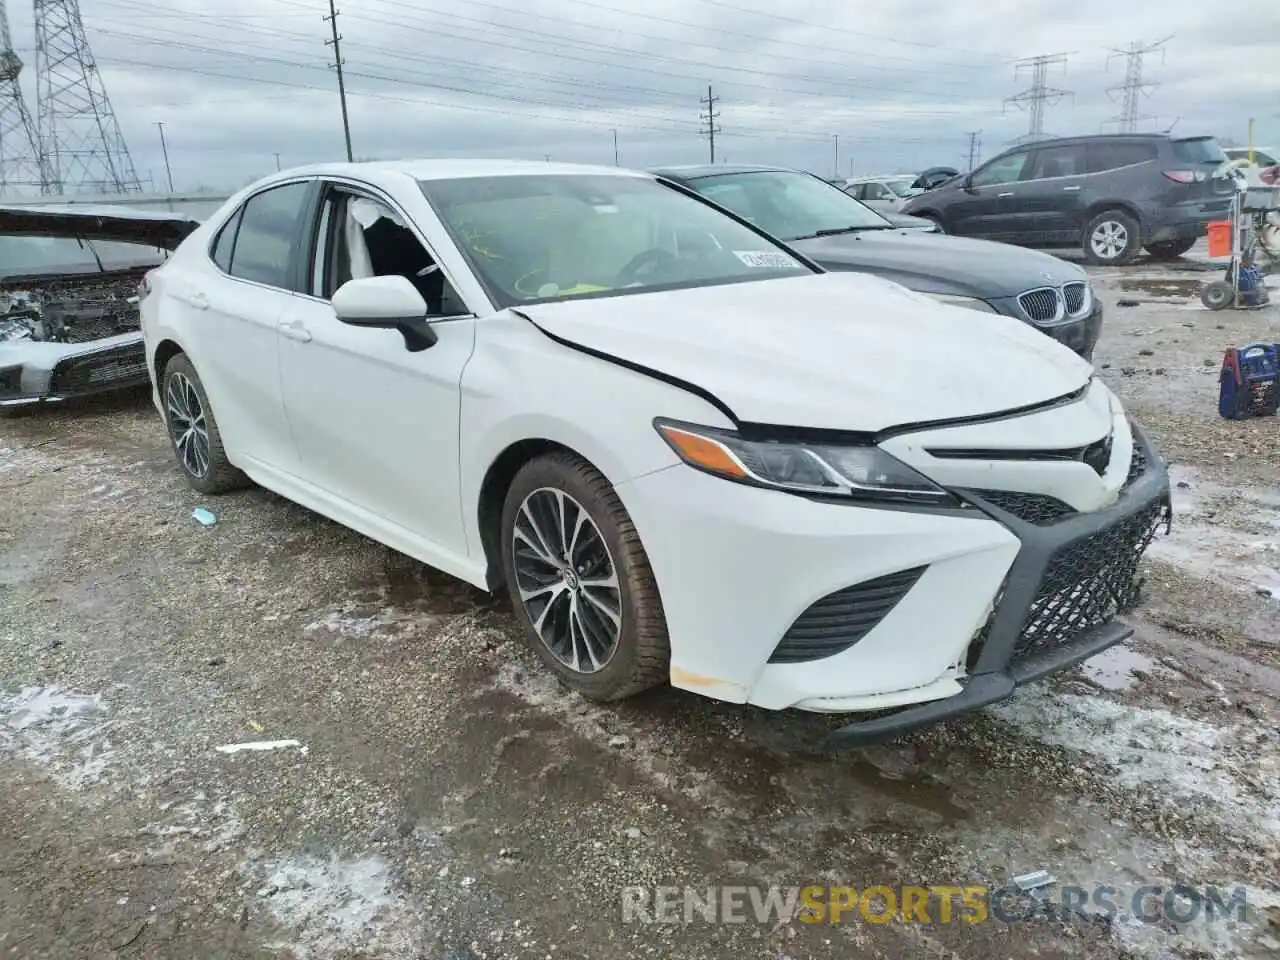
[922,292,998,313]
[654,419,958,506]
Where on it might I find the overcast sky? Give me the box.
[5,0,1280,195]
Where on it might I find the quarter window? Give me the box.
[225,182,311,289]
[1086,141,1159,172]
[210,207,242,272]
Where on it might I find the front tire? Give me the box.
[162,353,248,495]
[1144,237,1197,260]
[499,451,670,701]
[1083,209,1141,265]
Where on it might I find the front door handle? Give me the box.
[1063,185,1081,192]
[998,192,1014,198]
[277,319,312,343]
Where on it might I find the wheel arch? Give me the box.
[152,337,186,384]
[1082,201,1142,233]
[477,438,594,591]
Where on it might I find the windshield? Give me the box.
[1172,137,1227,165]
[0,234,165,280]
[683,170,891,241]
[419,174,813,308]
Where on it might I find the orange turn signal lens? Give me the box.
[656,424,748,480]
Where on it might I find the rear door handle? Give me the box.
[277,319,312,343]
[998,192,1014,198]
[1063,185,1081,192]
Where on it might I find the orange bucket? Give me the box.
[1206,220,1232,258]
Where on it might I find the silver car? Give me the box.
[1,204,198,408]
[842,175,921,213]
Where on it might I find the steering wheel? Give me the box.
[514,267,552,299]
[615,248,678,287]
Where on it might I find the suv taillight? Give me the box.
[1162,169,1206,184]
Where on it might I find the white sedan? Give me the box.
[139,159,1171,746]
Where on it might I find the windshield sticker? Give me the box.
[733,250,799,269]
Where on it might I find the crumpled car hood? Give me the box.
[516,271,1094,434]
[0,203,202,251]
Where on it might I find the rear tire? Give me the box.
[1144,237,1197,261]
[499,451,670,702]
[161,353,249,495]
[1083,209,1141,265]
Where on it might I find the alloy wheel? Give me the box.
[165,372,210,478]
[1090,221,1129,260]
[511,487,622,674]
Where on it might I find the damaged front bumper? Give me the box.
[0,331,150,407]
[822,423,1172,749]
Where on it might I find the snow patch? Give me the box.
[256,853,421,958]
[992,689,1280,834]
[303,610,396,639]
[216,739,308,755]
[0,685,115,788]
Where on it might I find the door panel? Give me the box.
[1018,144,1090,243]
[946,150,1030,239]
[278,301,476,556]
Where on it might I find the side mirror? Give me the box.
[961,174,976,193]
[331,275,437,351]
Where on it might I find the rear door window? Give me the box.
[225,181,311,290]
[1027,144,1089,180]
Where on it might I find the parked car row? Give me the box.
[121,158,1170,747]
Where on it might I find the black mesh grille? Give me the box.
[769,566,926,664]
[1012,499,1166,660]
[49,343,148,395]
[1018,288,1061,323]
[972,490,1078,525]
[1062,282,1088,315]
[1124,443,1147,489]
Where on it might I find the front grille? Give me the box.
[1124,443,1147,489]
[769,566,925,664]
[971,490,1077,525]
[49,343,148,396]
[1012,499,1166,660]
[1017,287,1062,324]
[1062,281,1089,316]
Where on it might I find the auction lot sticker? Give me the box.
[733,250,799,269]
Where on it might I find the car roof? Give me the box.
[256,158,653,185]
[650,163,799,181]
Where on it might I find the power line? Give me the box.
[700,85,721,163]
[1003,52,1074,143]
[323,0,354,162]
[1105,36,1171,133]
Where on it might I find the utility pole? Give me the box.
[155,121,174,192]
[612,128,618,166]
[1004,52,1073,143]
[274,152,282,171]
[832,134,839,179]
[1105,37,1171,133]
[699,85,720,164]
[323,0,354,162]
[965,131,982,171]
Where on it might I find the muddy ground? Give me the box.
[1,247,1278,960]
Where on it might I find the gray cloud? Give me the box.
[5,0,1279,194]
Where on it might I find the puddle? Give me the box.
[1079,643,1158,691]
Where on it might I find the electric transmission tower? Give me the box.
[1004,53,1074,144]
[35,0,143,194]
[1105,37,1171,133]
[699,85,721,164]
[0,0,51,195]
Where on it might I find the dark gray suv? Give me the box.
[900,134,1235,265]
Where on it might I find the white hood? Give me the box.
[518,272,1094,432]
